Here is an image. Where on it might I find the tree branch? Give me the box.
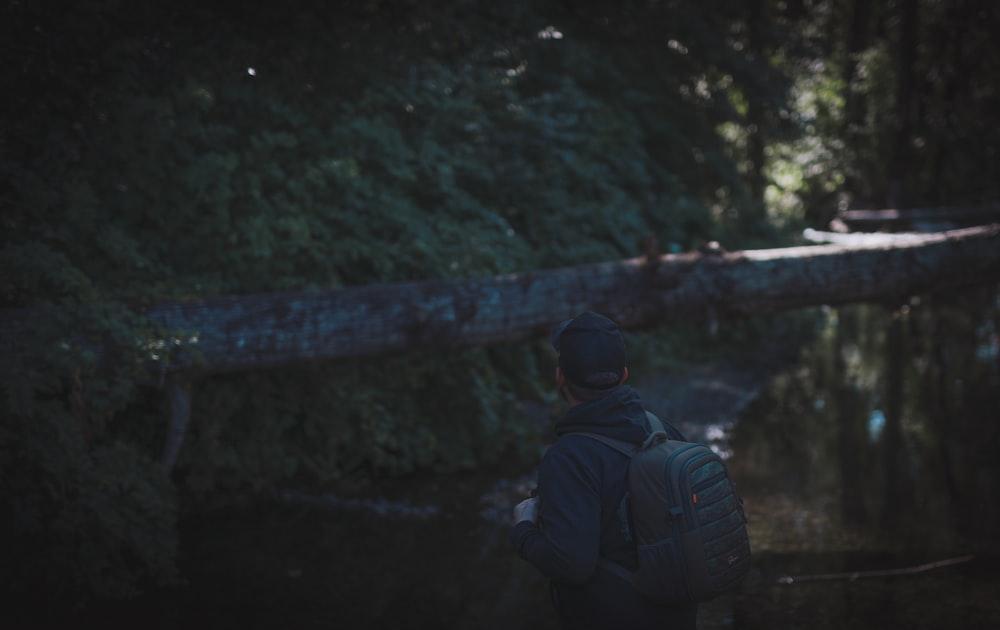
[777,554,975,584]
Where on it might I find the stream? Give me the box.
[33,286,1000,629]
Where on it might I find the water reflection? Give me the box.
[728,284,1000,628]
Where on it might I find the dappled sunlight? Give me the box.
[505,63,527,79]
[536,25,563,40]
[142,334,199,363]
[668,39,689,54]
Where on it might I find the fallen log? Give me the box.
[834,204,1000,232]
[5,224,999,472]
[151,224,1000,375]
[3,224,1000,377]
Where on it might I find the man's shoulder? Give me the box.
[542,432,613,465]
[545,430,635,472]
[546,432,602,456]
[538,435,607,493]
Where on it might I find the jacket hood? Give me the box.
[554,385,650,444]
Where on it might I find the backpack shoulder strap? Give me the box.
[567,431,636,458]
[644,410,665,433]
[643,411,670,449]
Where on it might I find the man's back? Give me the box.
[510,386,697,629]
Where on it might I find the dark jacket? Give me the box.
[510,386,697,630]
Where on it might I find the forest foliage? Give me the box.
[2,0,999,602]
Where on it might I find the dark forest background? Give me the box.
[2,0,999,604]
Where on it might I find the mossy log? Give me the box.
[3,224,999,378]
[138,223,1000,375]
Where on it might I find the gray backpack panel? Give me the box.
[571,411,751,603]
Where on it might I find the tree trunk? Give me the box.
[837,0,871,211]
[3,225,999,378]
[744,0,768,221]
[886,0,919,208]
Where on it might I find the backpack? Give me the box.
[571,411,751,604]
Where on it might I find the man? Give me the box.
[509,311,697,629]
